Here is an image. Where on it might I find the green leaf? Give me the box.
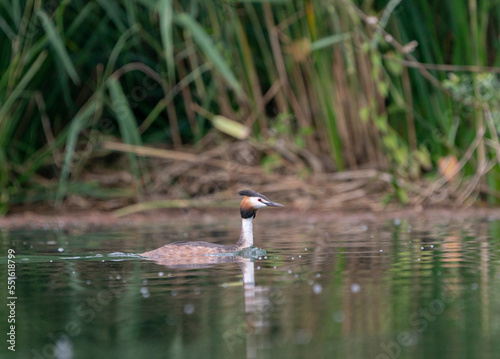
[396,187,409,204]
[359,106,370,123]
[158,0,175,82]
[261,153,281,174]
[103,25,139,80]
[310,33,350,52]
[294,136,305,149]
[37,10,81,85]
[57,101,98,204]
[96,0,127,32]
[108,78,143,199]
[384,55,403,75]
[0,51,48,123]
[299,125,315,136]
[175,13,243,96]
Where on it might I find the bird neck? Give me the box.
[236,217,254,249]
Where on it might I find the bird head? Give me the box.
[238,190,284,219]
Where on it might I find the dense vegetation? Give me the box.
[1,0,500,214]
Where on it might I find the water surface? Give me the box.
[1,215,500,359]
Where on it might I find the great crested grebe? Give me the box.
[140,190,284,259]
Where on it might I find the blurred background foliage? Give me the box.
[0,0,500,214]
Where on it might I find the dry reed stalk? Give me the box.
[166,99,182,148]
[382,56,500,74]
[184,32,206,99]
[323,189,367,207]
[263,3,307,128]
[245,79,281,129]
[401,66,417,151]
[332,46,357,168]
[292,62,319,153]
[484,108,500,165]
[215,76,236,119]
[235,19,268,135]
[102,141,270,176]
[302,64,331,156]
[418,127,486,205]
[355,41,379,164]
[456,160,495,206]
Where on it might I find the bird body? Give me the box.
[140,190,283,261]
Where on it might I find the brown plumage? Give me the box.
[141,241,241,258]
[240,196,253,210]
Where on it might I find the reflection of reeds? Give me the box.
[441,234,463,267]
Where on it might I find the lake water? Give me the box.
[2,214,500,359]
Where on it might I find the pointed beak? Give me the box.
[266,201,284,207]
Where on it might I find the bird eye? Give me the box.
[258,198,262,202]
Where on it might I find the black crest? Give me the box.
[238,190,270,201]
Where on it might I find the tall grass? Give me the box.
[385,0,500,202]
[0,0,499,212]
